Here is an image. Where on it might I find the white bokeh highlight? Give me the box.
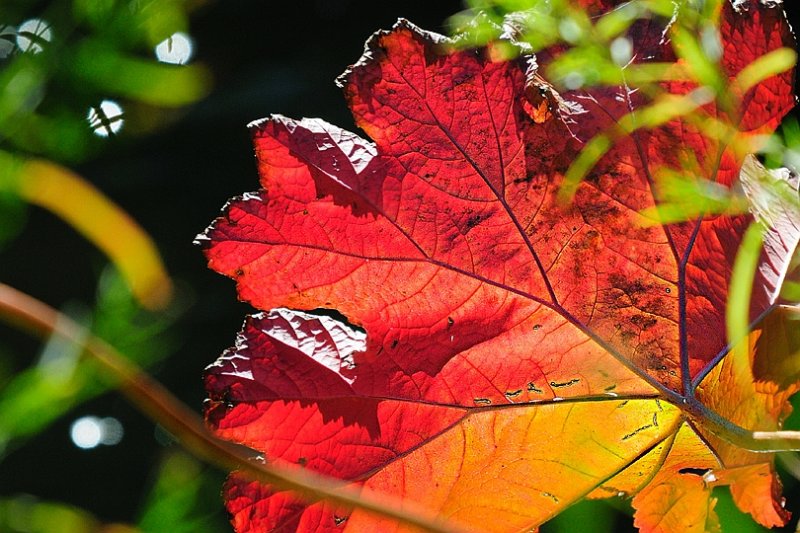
[87,99,124,137]
[70,416,124,449]
[16,19,51,54]
[155,32,194,64]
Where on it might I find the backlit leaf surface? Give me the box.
[201,1,799,531]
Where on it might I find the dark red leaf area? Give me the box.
[723,3,796,132]
[206,311,467,480]
[225,478,348,533]
[528,0,796,376]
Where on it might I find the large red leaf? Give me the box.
[201,1,799,531]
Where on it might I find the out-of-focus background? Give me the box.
[0,1,798,532]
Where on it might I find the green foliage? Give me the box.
[0,0,204,528]
[0,0,208,163]
[138,451,228,533]
[0,268,180,457]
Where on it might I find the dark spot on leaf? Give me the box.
[473,398,492,405]
[465,213,489,233]
[447,317,455,327]
[504,389,523,399]
[527,382,543,394]
[630,315,658,330]
[622,424,654,440]
[235,268,244,277]
[302,209,309,215]
[453,71,473,86]
[333,515,348,526]
[550,378,580,388]
[665,287,671,293]
[533,324,541,331]
[298,457,307,466]
[390,339,399,349]
[541,491,559,503]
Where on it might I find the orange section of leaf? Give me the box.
[632,424,720,533]
[223,400,681,533]
[696,307,800,527]
[714,463,789,528]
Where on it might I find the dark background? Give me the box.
[0,1,799,531]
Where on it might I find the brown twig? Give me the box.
[0,282,463,533]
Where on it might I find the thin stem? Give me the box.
[0,283,463,533]
[685,397,800,453]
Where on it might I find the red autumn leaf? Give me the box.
[200,1,799,531]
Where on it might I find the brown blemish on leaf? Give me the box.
[622,424,654,441]
[630,315,658,330]
[550,378,580,388]
[527,382,543,394]
[541,491,559,503]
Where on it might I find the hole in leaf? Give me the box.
[306,307,366,335]
[679,467,710,477]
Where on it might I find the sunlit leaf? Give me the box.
[202,2,799,531]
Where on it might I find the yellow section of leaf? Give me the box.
[590,417,719,503]
[17,159,172,309]
[343,399,682,533]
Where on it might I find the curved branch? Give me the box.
[0,282,463,533]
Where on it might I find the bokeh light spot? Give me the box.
[16,19,51,54]
[0,26,15,58]
[70,416,124,449]
[87,99,124,137]
[155,32,194,65]
[70,417,103,449]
